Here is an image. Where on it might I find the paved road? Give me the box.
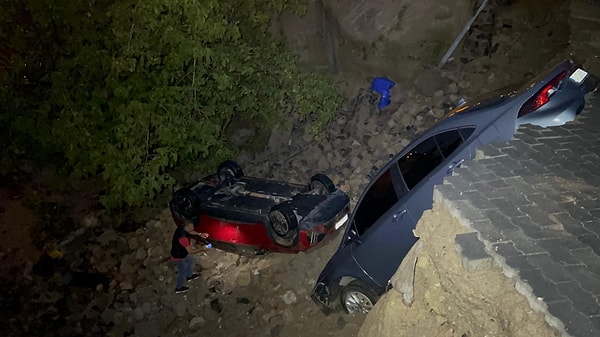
[438,93,600,337]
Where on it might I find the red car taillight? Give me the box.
[518,71,567,118]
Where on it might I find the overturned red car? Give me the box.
[169,160,350,255]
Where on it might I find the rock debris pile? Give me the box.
[6,67,475,337]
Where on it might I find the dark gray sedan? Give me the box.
[311,60,599,315]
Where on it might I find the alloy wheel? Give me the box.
[343,290,374,314]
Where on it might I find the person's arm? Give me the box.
[189,231,209,239]
[180,237,204,254]
[189,231,210,247]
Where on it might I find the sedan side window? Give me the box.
[459,127,475,140]
[398,137,443,189]
[435,129,463,157]
[354,169,398,236]
[398,128,471,190]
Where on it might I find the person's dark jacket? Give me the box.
[171,226,190,259]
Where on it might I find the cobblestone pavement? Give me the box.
[437,94,600,337]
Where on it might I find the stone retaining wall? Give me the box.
[438,94,600,337]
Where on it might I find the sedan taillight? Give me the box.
[518,71,567,118]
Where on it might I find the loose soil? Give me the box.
[359,205,559,337]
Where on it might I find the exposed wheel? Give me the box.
[309,173,336,195]
[340,282,379,315]
[170,189,199,220]
[267,204,299,247]
[217,160,244,185]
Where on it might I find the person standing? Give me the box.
[170,220,209,294]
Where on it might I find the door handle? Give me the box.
[447,158,465,174]
[393,209,407,222]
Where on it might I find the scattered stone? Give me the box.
[119,282,134,290]
[236,297,251,304]
[235,267,253,287]
[113,311,124,325]
[270,324,283,337]
[97,229,120,246]
[134,307,144,321]
[210,299,223,313]
[262,310,276,323]
[255,259,270,271]
[431,108,445,119]
[355,102,372,125]
[128,237,139,251]
[189,316,207,329]
[447,82,459,94]
[317,157,330,172]
[135,247,147,260]
[282,290,297,305]
[237,256,250,265]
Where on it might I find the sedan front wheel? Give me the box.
[341,282,378,315]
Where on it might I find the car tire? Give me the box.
[340,282,379,315]
[309,174,336,195]
[170,189,200,220]
[267,204,299,247]
[217,160,244,185]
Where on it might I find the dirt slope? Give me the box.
[359,203,559,337]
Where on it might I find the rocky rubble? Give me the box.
[248,72,467,197]
[7,65,476,337]
[108,70,471,337]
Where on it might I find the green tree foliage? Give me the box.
[0,0,343,208]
